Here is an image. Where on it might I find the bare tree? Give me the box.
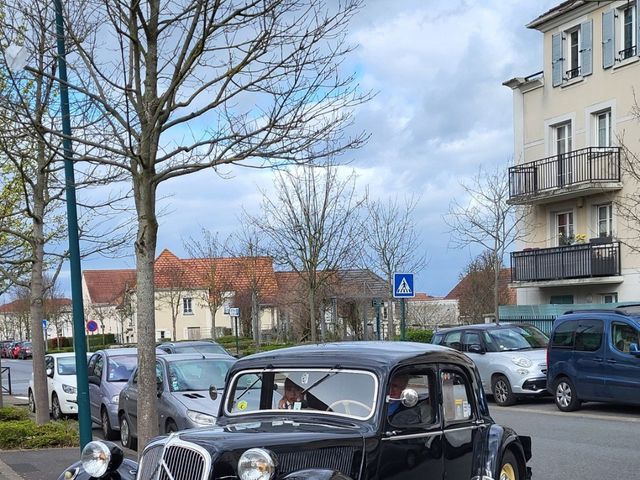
[250,164,364,342]
[618,113,640,253]
[444,165,527,324]
[43,277,71,348]
[364,195,427,339]
[56,0,369,449]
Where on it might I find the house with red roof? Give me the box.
[0,297,73,340]
[82,249,279,343]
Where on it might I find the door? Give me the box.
[571,319,607,400]
[378,366,443,480]
[45,356,55,410]
[605,322,640,404]
[88,354,104,422]
[440,366,480,480]
[461,331,490,391]
[122,370,139,438]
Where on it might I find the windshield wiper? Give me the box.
[235,376,262,401]
[301,365,341,396]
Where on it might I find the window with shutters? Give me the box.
[551,20,592,86]
[603,4,639,68]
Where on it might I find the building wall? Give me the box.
[512,1,640,304]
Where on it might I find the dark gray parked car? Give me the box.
[156,340,231,356]
[118,353,234,449]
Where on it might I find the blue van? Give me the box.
[547,306,640,411]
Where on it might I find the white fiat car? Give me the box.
[432,323,549,406]
[28,352,89,419]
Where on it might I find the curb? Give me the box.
[0,457,23,480]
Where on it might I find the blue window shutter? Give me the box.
[580,20,593,76]
[602,9,615,69]
[552,32,563,86]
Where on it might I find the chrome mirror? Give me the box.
[400,388,419,408]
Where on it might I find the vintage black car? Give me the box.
[58,342,532,480]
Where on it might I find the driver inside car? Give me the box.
[278,377,306,410]
[387,373,434,426]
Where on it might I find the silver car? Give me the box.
[432,324,549,406]
[118,353,234,449]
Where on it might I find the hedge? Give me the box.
[403,328,434,343]
[0,408,78,449]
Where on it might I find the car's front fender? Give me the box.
[57,458,138,480]
[282,469,355,480]
[471,424,531,480]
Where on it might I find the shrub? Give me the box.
[0,420,78,449]
[0,406,29,421]
[405,328,434,344]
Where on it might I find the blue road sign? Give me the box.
[393,273,415,298]
[42,319,48,329]
[86,320,98,332]
[229,307,240,317]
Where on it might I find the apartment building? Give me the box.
[503,0,640,307]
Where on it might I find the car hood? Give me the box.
[170,390,222,415]
[508,348,547,363]
[164,417,367,479]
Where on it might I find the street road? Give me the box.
[1,358,32,396]
[490,398,640,480]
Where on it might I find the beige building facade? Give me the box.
[505,0,640,306]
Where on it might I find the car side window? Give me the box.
[387,369,437,429]
[574,320,603,352]
[611,322,640,354]
[551,321,576,349]
[94,355,104,380]
[87,354,98,377]
[156,362,164,385]
[441,370,473,422]
[45,356,54,373]
[443,331,463,351]
[462,332,483,352]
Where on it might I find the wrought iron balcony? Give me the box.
[511,242,621,283]
[508,147,621,204]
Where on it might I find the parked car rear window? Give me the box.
[574,320,603,352]
[485,325,548,351]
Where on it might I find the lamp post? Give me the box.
[53,0,92,449]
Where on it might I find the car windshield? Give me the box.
[487,325,548,351]
[107,355,137,382]
[167,359,234,392]
[172,344,227,355]
[57,357,77,375]
[225,368,378,420]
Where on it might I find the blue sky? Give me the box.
[68,0,559,298]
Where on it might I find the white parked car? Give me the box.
[28,352,90,419]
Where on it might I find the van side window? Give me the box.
[611,323,640,354]
[551,320,576,348]
[574,320,603,352]
[443,332,462,351]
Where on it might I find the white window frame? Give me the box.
[553,122,572,155]
[618,3,637,61]
[601,293,618,304]
[555,211,575,246]
[595,203,614,238]
[594,110,612,147]
[183,297,193,315]
[566,27,581,79]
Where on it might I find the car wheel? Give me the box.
[498,450,520,480]
[492,375,516,406]
[119,414,137,450]
[101,407,118,440]
[166,419,178,434]
[52,394,63,420]
[554,377,581,412]
[28,389,35,413]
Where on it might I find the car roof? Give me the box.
[434,323,524,334]
[159,353,235,362]
[46,352,92,358]
[231,341,474,374]
[94,347,138,356]
[557,306,640,323]
[160,340,222,347]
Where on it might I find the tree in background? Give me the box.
[444,165,526,324]
[456,251,510,324]
[363,195,427,339]
[250,164,364,342]
[57,0,367,449]
[155,251,189,341]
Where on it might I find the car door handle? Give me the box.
[593,356,603,362]
[606,359,618,364]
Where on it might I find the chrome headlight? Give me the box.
[62,384,77,394]
[81,441,123,478]
[238,448,277,480]
[186,410,216,426]
[511,357,533,368]
[111,395,120,404]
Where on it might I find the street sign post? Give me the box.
[229,308,240,355]
[393,273,414,341]
[372,299,383,340]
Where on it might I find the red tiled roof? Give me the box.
[0,298,71,313]
[445,268,516,305]
[83,249,278,305]
[410,292,441,302]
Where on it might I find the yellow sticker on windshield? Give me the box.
[237,400,248,411]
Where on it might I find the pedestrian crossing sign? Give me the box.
[393,273,415,298]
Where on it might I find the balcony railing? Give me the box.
[509,147,621,201]
[511,242,621,283]
[619,45,637,61]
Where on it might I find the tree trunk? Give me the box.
[308,288,317,342]
[251,290,260,351]
[135,174,160,452]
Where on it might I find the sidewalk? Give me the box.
[0,448,81,480]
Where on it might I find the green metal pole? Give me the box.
[400,299,406,341]
[235,316,239,356]
[375,305,381,341]
[54,0,92,449]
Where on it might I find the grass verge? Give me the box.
[0,407,79,449]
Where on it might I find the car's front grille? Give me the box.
[137,439,210,480]
[279,446,355,476]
